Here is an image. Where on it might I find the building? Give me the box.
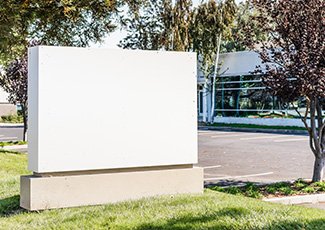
[0,87,16,116]
[198,51,297,122]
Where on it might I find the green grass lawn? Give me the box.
[1,152,325,229]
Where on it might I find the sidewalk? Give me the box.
[0,123,24,128]
[199,125,308,136]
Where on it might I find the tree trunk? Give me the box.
[23,115,27,142]
[312,156,325,182]
[209,34,222,124]
[21,105,27,142]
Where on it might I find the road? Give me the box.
[0,127,23,142]
[198,130,313,186]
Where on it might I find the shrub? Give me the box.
[0,114,23,123]
[302,187,316,194]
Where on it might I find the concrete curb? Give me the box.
[2,144,27,150]
[0,123,24,128]
[263,193,325,205]
[198,126,308,136]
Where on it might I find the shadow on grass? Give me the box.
[134,206,325,230]
[135,207,250,230]
[268,219,325,230]
[0,195,25,217]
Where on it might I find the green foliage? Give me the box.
[243,183,262,198]
[0,0,120,62]
[312,182,325,191]
[294,182,307,189]
[212,179,325,200]
[192,0,237,76]
[265,182,291,195]
[210,184,261,198]
[0,114,23,123]
[120,0,193,51]
[0,141,27,147]
[212,186,242,195]
[210,186,225,192]
[225,186,242,195]
[279,187,294,196]
[302,187,316,194]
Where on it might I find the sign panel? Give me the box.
[28,46,197,173]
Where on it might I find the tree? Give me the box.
[222,1,266,52]
[0,0,120,63]
[191,0,236,123]
[0,54,28,141]
[119,0,168,50]
[246,0,325,181]
[119,0,193,51]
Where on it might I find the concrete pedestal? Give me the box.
[20,165,203,210]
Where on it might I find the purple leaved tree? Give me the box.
[246,0,325,181]
[0,55,28,141]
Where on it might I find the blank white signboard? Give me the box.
[28,46,197,173]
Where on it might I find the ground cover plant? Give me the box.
[211,180,325,199]
[0,114,23,123]
[1,151,325,229]
[0,141,27,147]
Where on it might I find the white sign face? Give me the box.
[28,46,197,173]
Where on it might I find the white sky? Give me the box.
[91,0,243,49]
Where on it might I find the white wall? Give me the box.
[28,46,198,173]
[219,51,265,77]
[0,88,9,103]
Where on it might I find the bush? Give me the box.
[279,186,293,195]
[301,187,316,194]
[0,114,23,123]
[244,183,262,199]
[312,181,325,191]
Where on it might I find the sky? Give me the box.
[91,0,243,49]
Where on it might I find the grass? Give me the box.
[1,153,325,229]
[207,122,306,131]
[211,180,325,199]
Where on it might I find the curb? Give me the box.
[263,193,325,205]
[2,144,27,150]
[198,126,308,136]
[0,123,24,128]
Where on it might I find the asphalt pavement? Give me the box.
[0,126,23,142]
[197,130,313,186]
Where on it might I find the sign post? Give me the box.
[21,46,203,210]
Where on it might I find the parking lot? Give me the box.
[0,127,23,142]
[198,130,313,185]
[0,127,315,185]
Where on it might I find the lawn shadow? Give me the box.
[0,195,25,217]
[135,207,250,230]
[134,206,325,230]
[266,218,325,230]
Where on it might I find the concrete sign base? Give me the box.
[20,165,203,211]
